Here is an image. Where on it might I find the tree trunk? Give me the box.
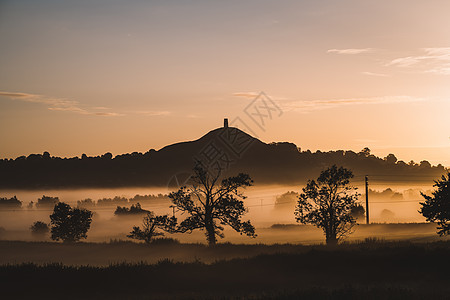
[205,221,216,246]
[326,235,338,245]
[204,204,217,246]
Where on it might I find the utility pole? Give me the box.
[365,175,369,224]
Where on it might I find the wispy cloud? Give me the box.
[426,65,450,75]
[0,91,36,98]
[135,110,171,116]
[423,47,450,56]
[327,48,374,55]
[0,91,175,118]
[232,92,260,99]
[362,71,389,77]
[0,91,124,116]
[387,47,450,75]
[388,56,424,67]
[283,96,424,113]
[328,47,450,75]
[93,112,123,116]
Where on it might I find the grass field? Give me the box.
[2,238,450,299]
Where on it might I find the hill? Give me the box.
[0,125,446,188]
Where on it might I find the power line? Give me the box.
[369,199,423,204]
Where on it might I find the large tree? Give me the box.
[419,171,450,236]
[295,165,360,245]
[168,164,256,245]
[50,202,93,243]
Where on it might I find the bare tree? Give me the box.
[169,163,256,245]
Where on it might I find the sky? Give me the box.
[0,0,449,166]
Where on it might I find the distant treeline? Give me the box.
[0,143,446,188]
[78,194,169,208]
[0,151,158,188]
[0,195,59,210]
[0,194,169,210]
[0,196,22,209]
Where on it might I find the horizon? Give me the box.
[1,0,449,167]
[3,121,449,169]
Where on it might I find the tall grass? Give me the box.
[1,240,450,299]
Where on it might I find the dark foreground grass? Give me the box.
[2,240,450,299]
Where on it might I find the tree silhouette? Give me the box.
[295,165,360,245]
[115,203,149,216]
[30,221,49,237]
[0,196,22,209]
[36,195,59,209]
[359,147,371,157]
[168,163,256,245]
[127,212,175,243]
[273,191,299,211]
[77,198,95,209]
[384,153,397,164]
[50,202,93,243]
[419,171,450,236]
[350,203,365,221]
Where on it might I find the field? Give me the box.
[1,188,447,299]
[2,235,450,299]
[0,223,445,265]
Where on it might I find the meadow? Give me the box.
[2,239,450,299]
[1,184,446,299]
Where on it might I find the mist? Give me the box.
[0,181,437,245]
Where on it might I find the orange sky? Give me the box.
[0,0,449,166]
